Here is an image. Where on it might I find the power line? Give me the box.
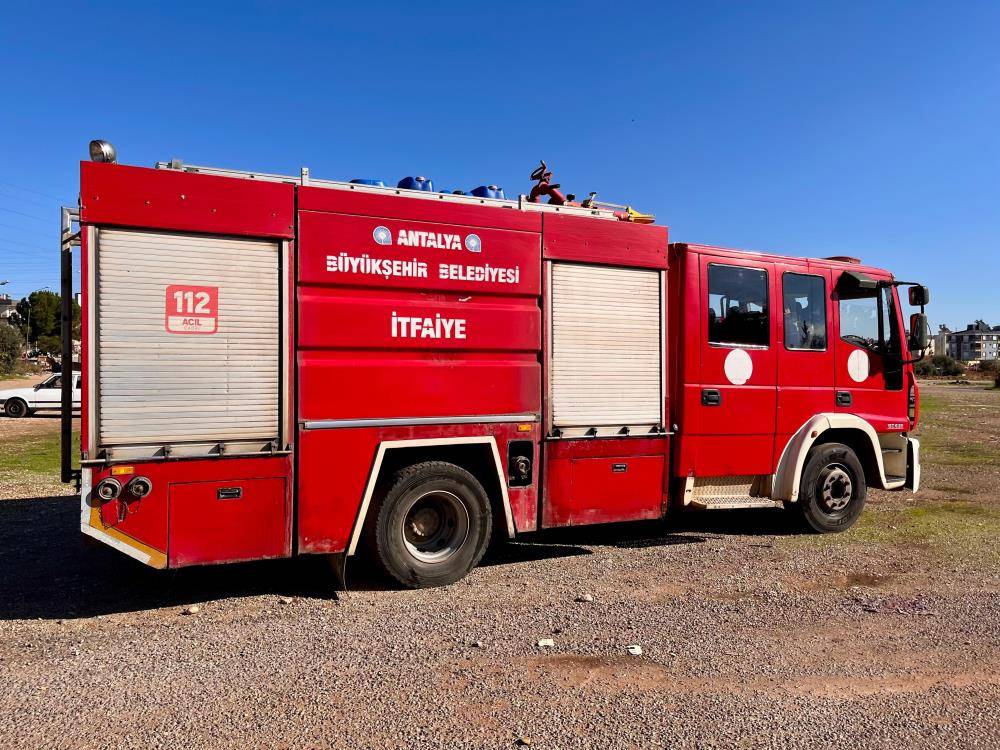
[0,248,53,263]
[0,219,57,237]
[0,245,52,262]
[0,205,48,223]
[0,236,52,253]
[0,186,63,211]
[0,179,68,203]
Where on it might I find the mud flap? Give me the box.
[328,552,349,601]
[905,437,920,492]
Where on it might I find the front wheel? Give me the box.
[4,399,29,418]
[797,442,866,533]
[369,461,493,588]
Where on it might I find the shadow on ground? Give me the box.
[0,494,799,620]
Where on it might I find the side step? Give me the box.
[684,475,782,510]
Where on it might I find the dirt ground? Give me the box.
[0,382,997,749]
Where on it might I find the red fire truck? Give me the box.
[57,141,929,588]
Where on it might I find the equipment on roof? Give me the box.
[89,139,117,164]
[527,161,570,205]
[398,176,434,192]
[350,178,385,187]
[471,185,505,200]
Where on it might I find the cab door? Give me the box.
[691,255,777,477]
[833,274,908,429]
[775,266,835,459]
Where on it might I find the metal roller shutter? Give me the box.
[96,229,280,450]
[550,263,662,432]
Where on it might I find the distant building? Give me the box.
[0,294,15,321]
[947,320,1000,362]
[931,324,950,358]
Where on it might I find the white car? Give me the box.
[0,373,81,418]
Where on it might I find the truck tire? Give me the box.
[370,461,493,588]
[4,398,29,418]
[797,442,866,533]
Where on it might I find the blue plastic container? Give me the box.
[397,176,434,192]
[350,178,385,187]
[471,185,505,200]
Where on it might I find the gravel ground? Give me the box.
[0,382,998,749]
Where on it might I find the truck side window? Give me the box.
[839,295,879,350]
[839,286,900,354]
[782,273,827,350]
[707,264,769,347]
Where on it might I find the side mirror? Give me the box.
[909,312,929,352]
[908,285,930,307]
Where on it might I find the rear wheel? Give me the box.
[370,461,493,588]
[4,399,28,418]
[797,442,866,533]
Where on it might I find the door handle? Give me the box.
[701,389,722,406]
[217,487,243,500]
[836,391,853,407]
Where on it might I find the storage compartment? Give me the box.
[168,477,290,566]
[544,452,665,526]
[549,263,664,438]
[95,229,283,459]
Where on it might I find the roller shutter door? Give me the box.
[96,229,280,449]
[551,263,662,432]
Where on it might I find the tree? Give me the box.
[12,290,80,351]
[16,290,59,343]
[0,323,23,375]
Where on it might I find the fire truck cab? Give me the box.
[60,143,928,588]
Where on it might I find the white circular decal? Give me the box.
[848,349,870,383]
[724,348,753,385]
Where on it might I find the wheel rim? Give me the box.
[7,401,24,417]
[818,463,853,512]
[401,490,470,564]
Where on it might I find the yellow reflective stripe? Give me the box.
[88,507,167,569]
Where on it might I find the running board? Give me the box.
[684,475,782,510]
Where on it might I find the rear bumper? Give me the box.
[905,437,920,492]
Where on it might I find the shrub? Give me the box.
[35,334,61,355]
[0,323,24,375]
[930,354,964,377]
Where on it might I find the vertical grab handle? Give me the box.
[60,207,80,486]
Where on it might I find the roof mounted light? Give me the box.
[89,140,117,164]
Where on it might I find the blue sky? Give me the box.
[1,1,997,330]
